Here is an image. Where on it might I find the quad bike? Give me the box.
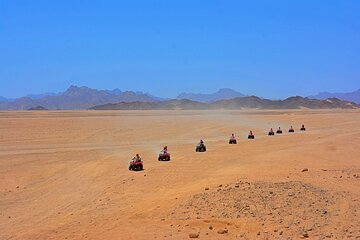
[268,131,275,136]
[129,160,143,171]
[288,128,295,133]
[196,144,207,152]
[229,138,237,144]
[300,125,306,131]
[276,129,283,134]
[248,134,255,139]
[158,152,171,161]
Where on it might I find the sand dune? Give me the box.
[0,110,359,239]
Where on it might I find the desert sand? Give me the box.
[0,110,359,239]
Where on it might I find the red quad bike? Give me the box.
[158,152,171,161]
[129,160,143,171]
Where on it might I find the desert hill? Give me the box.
[90,96,358,110]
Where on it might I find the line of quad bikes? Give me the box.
[129,125,306,171]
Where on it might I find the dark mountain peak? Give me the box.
[285,96,307,101]
[63,85,101,97]
[66,85,80,91]
[63,85,81,95]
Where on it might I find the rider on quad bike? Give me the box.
[268,128,275,136]
[289,126,295,133]
[196,139,207,152]
[229,133,237,144]
[129,154,143,171]
[158,146,171,161]
[248,130,255,139]
[276,127,283,134]
[300,125,306,131]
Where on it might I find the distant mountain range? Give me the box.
[177,88,245,102]
[0,96,9,101]
[0,85,159,110]
[25,92,61,99]
[1,86,359,110]
[309,88,360,104]
[90,96,358,110]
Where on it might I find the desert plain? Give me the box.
[0,109,359,239]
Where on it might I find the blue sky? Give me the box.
[0,0,359,99]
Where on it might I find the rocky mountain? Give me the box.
[310,88,360,104]
[177,88,246,102]
[90,96,358,110]
[0,85,160,110]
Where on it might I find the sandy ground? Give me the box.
[0,110,359,240]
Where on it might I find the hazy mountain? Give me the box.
[310,88,360,104]
[0,85,160,110]
[90,96,358,110]
[90,99,208,110]
[25,92,61,99]
[177,88,246,102]
[213,96,358,109]
[0,96,10,101]
[2,86,359,110]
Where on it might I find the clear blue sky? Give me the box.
[0,0,359,99]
